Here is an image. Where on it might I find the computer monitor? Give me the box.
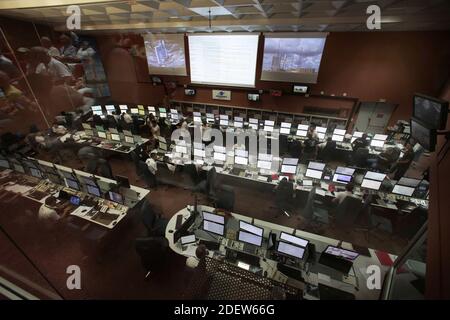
[175,145,187,154]
[170,109,178,114]
[29,167,43,178]
[332,134,344,142]
[239,221,263,236]
[147,106,156,115]
[203,211,225,224]
[119,105,128,111]
[91,105,102,116]
[413,94,449,130]
[281,122,291,128]
[298,124,309,131]
[257,160,271,170]
[105,105,115,114]
[81,176,96,186]
[249,118,258,124]
[97,131,107,139]
[86,184,101,197]
[332,174,352,184]
[235,156,248,165]
[279,232,309,247]
[361,179,382,190]
[265,120,275,127]
[193,116,202,124]
[276,241,306,259]
[316,127,327,133]
[194,149,205,157]
[397,177,421,188]
[234,116,243,123]
[333,129,346,135]
[70,196,80,206]
[410,118,437,152]
[392,185,415,197]
[335,167,355,176]
[281,165,296,174]
[115,175,130,188]
[293,85,308,94]
[324,245,359,261]
[124,136,134,144]
[66,178,80,191]
[370,139,385,148]
[352,131,363,138]
[296,129,308,137]
[238,231,262,247]
[180,234,196,245]
[47,173,62,185]
[206,113,214,119]
[214,152,226,162]
[305,168,323,179]
[280,127,291,135]
[364,171,386,181]
[308,161,326,171]
[248,93,260,101]
[234,120,243,128]
[108,191,124,204]
[219,114,228,120]
[202,220,224,236]
[283,158,299,166]
[220,119,229,126]
[235,150,248,158]
[263,126,274,132]
[13,163,25,173]
[317,132,326,140]
[111,133,121,142]
[373,134,388,141]
[159,107,167,113]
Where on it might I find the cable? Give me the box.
[0,224,64,300]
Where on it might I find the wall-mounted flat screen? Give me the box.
[413,94,448,130]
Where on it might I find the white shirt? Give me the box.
[38,204,60,221]
[36,58,72,81]
[47,47,60,57]
[202,127,212,142]
[145,158,158,175]
[123,113,133,124]
[335,191,353,204]
[77,47,96,59]
[186,256,199,269]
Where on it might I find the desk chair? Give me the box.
[140,200,168,237]
[274,180,294,217]
[289,139,302,159]
[333,196,364,229]
[214,184,235,211]
[318,141,336,162]
[193,167,217,200]
[135,236,169,279]
[352,147,369,168]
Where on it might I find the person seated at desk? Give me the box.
[149,119,160,138]
[308,124,319,140]
[145,150,158,176]
[186,244,208,272]
[332,183,355,205]
[38,196,62,222]
[351,133,369,151]
[121,112,133,125]
[201,122,214,146]
[393,142,415,180]
[302,133,319,162]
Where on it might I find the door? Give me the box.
[354,102,396,133]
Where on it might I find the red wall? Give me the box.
[97,31,450,125]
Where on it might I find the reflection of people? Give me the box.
[40,37,60,57]
[59,34,78,59]
[76,41,96,60]
[0,51,21,80]
[31,47,73,84]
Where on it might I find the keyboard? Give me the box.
[242,243,257,255]
[277,263,304,281]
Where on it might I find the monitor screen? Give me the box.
[108,191,123,204]
[411,118,436,152]
[279,127,290,135]
[353,131,363,138]
[203,211,225,224]
[66,178,80,190]
[130,108,139,114]
[214,152,226,162]
[238,231,262,247]
[235,156,248,166]
[361,179,382,190]
[413,94,449,130]
[234,121,243,128]
[281,122,292,128]
[283,158,298,166]
[220,120,229,126]
[263,126,274,132]
[305,168,322,179]
[335,167,355,176]
[188,34,259,87]
[206,113,214,119]
[265,120,275,126]
[105,105,115,111]
[373,134,388,141]
[296,129,308,137]
[279,232,309,247]
[81,176,96,186]
[248,94,260,101]
[332,174,352,184]
[213,146,226,153]
[193,116,202,124]
[258,153,272,161]
[257,160,272,170]
[316,127,327,133]
[125,136,134,144]
[248,123,258,130]
[277,241,306,259]
[370,139,385,148]
[180,234,196,245]
[324,245,359,261]
[30,167,43,178]
[235,149,248,157]
[308,161,326,171]
[97,131,107,139]
[364,171,386,181]
[159,108,167,113]
[69,196,80,206]
[175,146,187,154]
[281,165,296,174]
[119,105,128,111]
[239,221,263,236]
[249,118,258,124]
[87,184,101,197]
[334,129,346,135]
[159,112,167,118]
[203,220,224,236]
[185,89,196,96]
[397,177,421,188]
[111,133,121,141]
[298,124,309,131]
[332,134,344,142]
[194,149,205,157]
[392,185,415,197]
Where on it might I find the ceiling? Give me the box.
[0,0,449,33]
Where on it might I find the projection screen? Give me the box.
[261,33,328,83]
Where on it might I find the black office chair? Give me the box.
[274,179,294,217]
[135,236,169,279]
[97,158,114,179]
[289,139,302,159]
[214,184,235,211]
[184,163,200,185]
[352,147,369,168]
[319,140,337,162]
[333,196,364,229]
[193,167,217,200]
[140,199,168,237]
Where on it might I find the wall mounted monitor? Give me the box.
[238,231,262,247]
[281,165,296,174]
[410,118,437,152]
[293,85,309,94]
[261,33,327,84]
[324,245,359,261]
[202,211,225,224]
[248,93,260,101]
[202,220,224,236]
[279,232,309,247]
[413,94,449,130]
[185,88,196,96]
[143,33,187,76]
[188,34,259,87]
[308,161,326,171]
[276,241,306,259]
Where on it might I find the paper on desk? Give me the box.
[320,182,329,190]
[70,206,94,217]
[5,184,33,194]
[316,189,327,196]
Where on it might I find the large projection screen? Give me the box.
[261,33,327,83]
[188,34,259,87]
[143,33,187,76]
